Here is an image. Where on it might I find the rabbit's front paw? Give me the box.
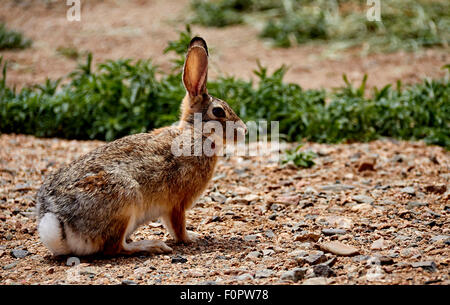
[182,231,201,244]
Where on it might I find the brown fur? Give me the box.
[36,37,246,256]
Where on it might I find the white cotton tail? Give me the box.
[38,212,69,256]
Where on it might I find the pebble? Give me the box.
[210,192,227,203]
[400,186,415,196]
[292,221,308,231]
[377,256,395,265]
[264,230,275,239]
[321,229,347,236]
[121,280,137,285]
[424,184,447,194]
[236,273,254,281]
[262,249,275,256]
[351,203,373,212]
[3,262,17,270]
[320,241,359,256]
[246,251,262,259]
[430,235,449,243]
[321,184,355,192]
[243,194,260,203]
[274,194,301,205]
[411,261,437,272]
[294,232,320,242]
[304,252,327,265]
[371,238,386,250]
[280,268,307,282]
[11,249,29,259]
[353,195,374,204]
[313,264,335,277]
[358,157,376,172]
[302,277,328,285]
[352,255,370,262]
[407,201,428,209]
[255,269,274,279]
[244,234,259,242]
[171,255,188,264]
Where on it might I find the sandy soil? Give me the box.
[0,0,448,90]
[0,0,449,286]
[0,134,449,285]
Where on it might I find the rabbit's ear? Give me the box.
[183,37,208,98]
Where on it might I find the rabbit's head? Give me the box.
[179,37,247,144]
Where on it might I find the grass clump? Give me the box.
[0,28,449,148]
[0,23,32,50]
[281,144,316,168]
[191,0,450,52]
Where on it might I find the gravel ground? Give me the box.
[0,134,449,285]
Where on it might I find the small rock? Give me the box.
[246,251,262,259]
[302,277,328,285]
[304,187,318,194]
[121,280,137,285]
[210,215,222,222]
[236,273,254,281]
[262,249,275,256]
[264,230,275,239]
[321,184,355,192]
[400,186,415,196]
[351,203,373,212]
[313,264,335,277]
[280,268,307,282]
[304,252,327,265]
[210,192,227,203]
[358,157,376,172]
[321,229,347,236]
[411,261,437,272]
[407,201,428,209]
[377,256,395,265]
[2,262,17,270]
[171,255,187,264]
[353,195,374,204]
[255,269,274,279]
[11,249,29,259]
[294,232,320,242]
[243,194,260,203]
[275,194,301,205]
[320,241,359,256]
[430,235,449,243]
[292,221,309,231]
[244,234,259,242]
[424,184,447,194]
[371,238,386,250]
[352,255,371,263]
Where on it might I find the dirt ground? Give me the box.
[0,134,449,285]
[0,0,449,286]
[0,0,448,90]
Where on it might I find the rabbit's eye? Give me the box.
[212,107,225,118]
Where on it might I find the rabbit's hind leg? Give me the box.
[102,215,172,255]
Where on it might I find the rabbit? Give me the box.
[36,37,247,256]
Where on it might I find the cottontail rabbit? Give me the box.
[36,37,247,256]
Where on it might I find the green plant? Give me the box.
[281,144,316,168]
[56,46,82,60]
[0,23,32,50]
[190,0,450,52]
[0,29,449,149]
